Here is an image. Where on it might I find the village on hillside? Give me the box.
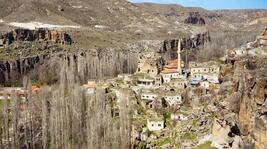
[0,29,267,148]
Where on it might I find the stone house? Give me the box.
[160,69,183,83]
[147,98,164,109]
[190,61,220,76]
[136,52,161,77]
[137,78,155,88]
[169,78,187,89]
[163,92,183,106]
[206,73,220,84]
[154,75,163,87]
[147,118,165,131]
[141,92,158,101]
[234,48,247,56]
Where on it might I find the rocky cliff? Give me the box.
[0,28,72,46]
[228,55,267,148]
[184,12,206,25]
[158,32,210,60]
[0,30,209,86]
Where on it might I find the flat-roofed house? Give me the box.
[137,78,155,88]
[163,92,183,106]
[160,69,183,83]
[147,117,165,131]
[141,92,158,101]
[169,78,187,89]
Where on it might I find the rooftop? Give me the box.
[161,69,179,74]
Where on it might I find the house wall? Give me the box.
[200,81,210,89]
[164,95,182,106]
[191,67,210,75]
[155,77,162,86]
[141,93,157,100]
[259,39,267,46]
[147,120,164,131]
[161,73,181,83]
[207,74,220,84]
[170,81,186,89]
[235,49,247,56]
[137,80,155,88]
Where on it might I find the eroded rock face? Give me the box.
[228,56,267,148]
[158,32,210,60]
[254,116,267,149]
[0,28,72,46]
[184,12,206,25]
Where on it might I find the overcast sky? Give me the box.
[129,0,267,10]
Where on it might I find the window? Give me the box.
[158,124,161,127]
[151,124,154,126]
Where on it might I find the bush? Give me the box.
[181,132,197,140]
[195,141,217,149]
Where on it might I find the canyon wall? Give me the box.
[0,28,72,46]
[0,28,210,85]
[158,32,210,60]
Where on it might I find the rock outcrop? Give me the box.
[0,28,72,46]
[227,51,267,149]
[184,12,206,25]
[158,32,210,60]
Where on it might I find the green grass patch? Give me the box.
[158,138,171,146]
[192,120,198,127]
[195,141,217,149]
[138,142,146,149]
[181,132,197,141]
[164,113,172,128]
[115,79,124,85]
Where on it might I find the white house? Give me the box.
[141,92,158,101]
[147,119,165,131]
[234,48,247,56]
[206,74,220,84]
[163,92,183,106]
[137,78,155,88]
[160,69,183,83]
